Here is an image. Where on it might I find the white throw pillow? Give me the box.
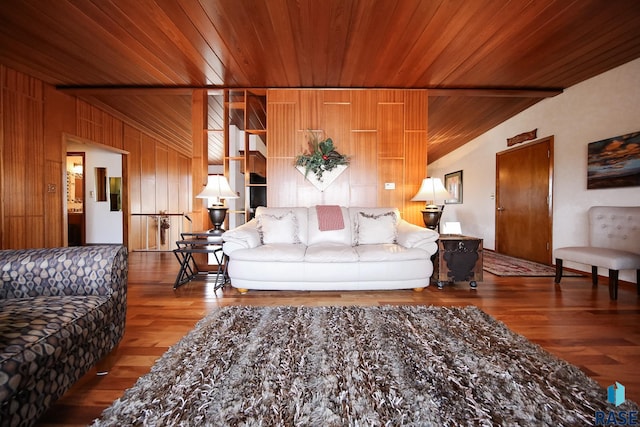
[257,211,301,244]
[356,211,398,245]
[308,206,351,245]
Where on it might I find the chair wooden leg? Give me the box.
[554,259,563,284]
[592,266,598,287]
[608,270,619,300]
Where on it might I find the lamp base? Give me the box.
[421,206,444,231]
[207,207,228,236]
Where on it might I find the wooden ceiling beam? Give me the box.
[427,88,563,98]
[57,87,196,96]
[58,86,563,99]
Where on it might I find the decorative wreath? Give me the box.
[295,131,349,181]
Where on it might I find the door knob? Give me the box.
[497,207,505,211]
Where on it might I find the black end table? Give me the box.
[173,231,227,290]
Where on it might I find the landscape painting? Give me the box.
[587,131,640,189]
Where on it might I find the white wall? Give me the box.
[67,142,123,244]
[429,58,640,282]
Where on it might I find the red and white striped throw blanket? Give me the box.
[316,205,345,231]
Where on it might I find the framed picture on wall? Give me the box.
[444,170,463,204]
[587,130,640,189]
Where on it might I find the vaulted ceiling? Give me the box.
[1,0,639,164]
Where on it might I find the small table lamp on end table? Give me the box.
[411,177,452,231]
[196,175,239,237]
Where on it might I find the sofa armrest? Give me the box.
[0,245,128,299]
[223,219,262,255]
[397,220,439,255]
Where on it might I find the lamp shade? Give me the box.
[411,177,451,206]
[196,175,238,205]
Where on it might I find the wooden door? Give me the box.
[495,137,553,264]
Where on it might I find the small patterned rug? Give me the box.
[483,250,582,277]
[91,305,634,426]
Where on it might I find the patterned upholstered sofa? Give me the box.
[0,245,128,426]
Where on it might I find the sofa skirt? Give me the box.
[227,258,433,291]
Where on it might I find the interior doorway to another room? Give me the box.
[66,153,85,246]
[65,135,125,246]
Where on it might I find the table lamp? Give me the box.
[411,177,451,231]
[196,175,239,236]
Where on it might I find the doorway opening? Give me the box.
[64,134,127,247]
[66,152,85,246]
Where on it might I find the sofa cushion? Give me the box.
[307,206,351,246]
[355,244,427,261]
[588,206,640,253]
[0,295,110,360]
[0,295,114,420]
[0,246,123,299]
[257,210,301,245]
[305,244,358,262]
[255,207,309,245]
[354,210,398,245]
[555,246,640,270]
[229,244,307,262]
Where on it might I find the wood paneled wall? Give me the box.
[1,65,195,250]
[267,89,428,225]
[190,90,209,233]
[1,67,46,248]
[122,126,193,250]
[76,101,125,151]
[44,85,77,247]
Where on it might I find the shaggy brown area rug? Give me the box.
[92,306,635,426]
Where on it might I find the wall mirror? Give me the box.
[66,153,84,212]
[109,177,122,211]
[95,167,107,202]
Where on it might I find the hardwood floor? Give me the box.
[37,251,640,426]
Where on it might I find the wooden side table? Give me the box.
[433,234,483,289]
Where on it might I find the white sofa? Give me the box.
[222,206,439,292]
[554,206,640,300]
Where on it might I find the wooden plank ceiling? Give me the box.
[1,0,639,164]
